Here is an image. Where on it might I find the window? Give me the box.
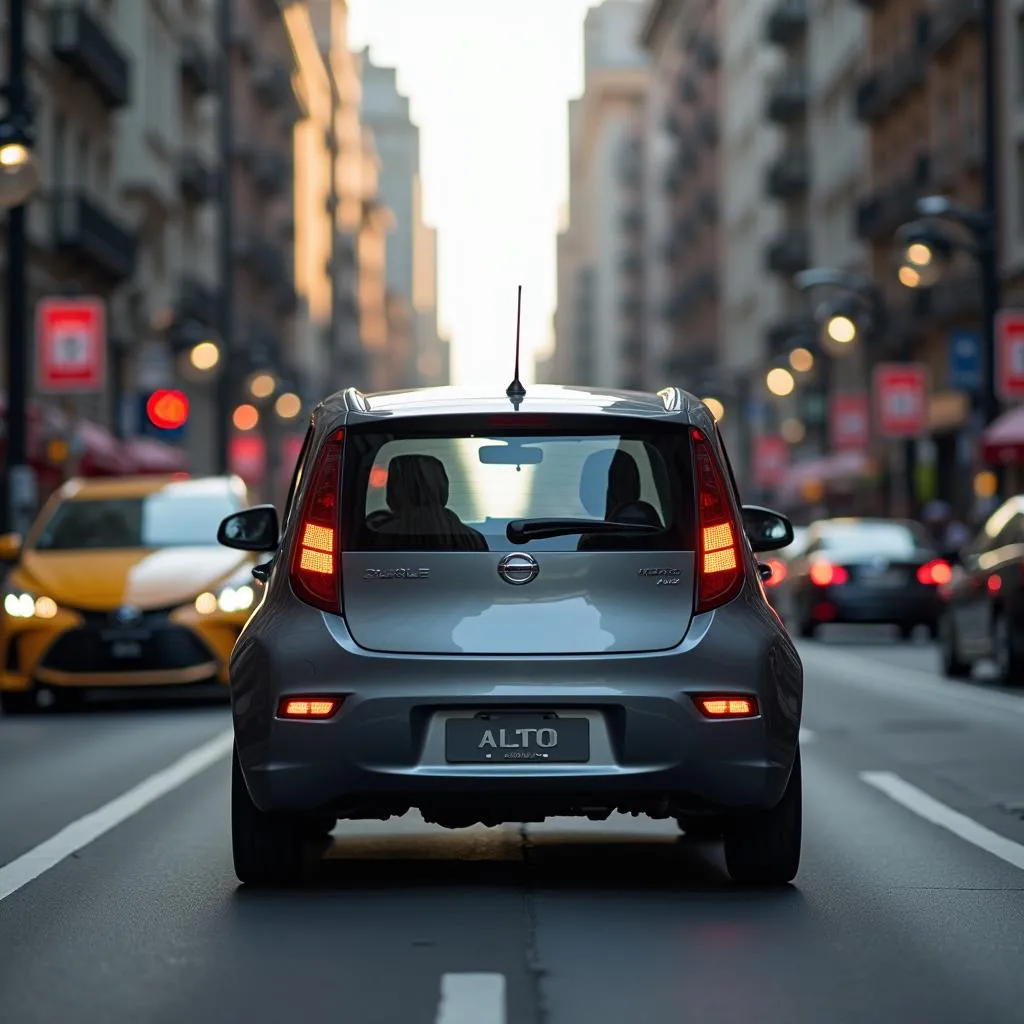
[962,70,978,147]
[51,112,66,192]
[817,522,934,557]
[32,490,242,551]
[76,131,89,191]
[341,418,697,553]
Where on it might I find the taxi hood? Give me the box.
[14,547,253,611]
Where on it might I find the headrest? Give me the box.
[386,454,450,512]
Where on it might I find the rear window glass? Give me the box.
[818,522,932,557]
[341,418,696,552]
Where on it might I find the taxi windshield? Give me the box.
[32,493,239,551]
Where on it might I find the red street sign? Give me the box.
[874,363,928,437]
[995,309,1024,401]
[35,296,107,393]
[830,393,869,452]
[753,435,788,488]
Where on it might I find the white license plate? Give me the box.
[864,570,904,587]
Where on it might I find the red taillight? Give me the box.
[694,696,759,718]
[277,697,341,719]
[916,559,952,585]
[809,561,849,587]
[289,429,344,613]
[691,428,743,614]
[763,558,787,587]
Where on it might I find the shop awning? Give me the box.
[121,437,189,475]
[775,451,872,505]
[980,405,1024,466]
[75,420,134,476]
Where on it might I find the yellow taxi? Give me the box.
[0,474,259,713]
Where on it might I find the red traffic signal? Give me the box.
[146,389,189,430]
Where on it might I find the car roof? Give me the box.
[57,474,246,502]
[319,384,710,424]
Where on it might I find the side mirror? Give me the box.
[217,505,280,552]
[741,505,795,553]
[0,533,23,562]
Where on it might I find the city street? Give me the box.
[1,631,1023,1024]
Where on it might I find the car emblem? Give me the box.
[113,605,142,626]
[497,552,539,586]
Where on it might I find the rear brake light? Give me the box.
[695,696,758,718]
[916,559,952,585]
[809,561,848,587]
[691,428,743,614]
[763,558,787,587]
[485,415,550,427]
[289,429,344,613]
[278,697,341,719]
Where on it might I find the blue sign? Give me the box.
[948,329,981,392]
[137,393,187,442]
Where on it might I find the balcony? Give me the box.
[697,190,718,223]
[180,34,215,95]
[764,230,810,275]
[620,294,644,318]
[678,74,698,103]
[179,150,217,203]
[694,36,719,73]
[765,148,810,198]
[930,131,983,187]
[50,4,131,109]
[253,60,293,109]
[238,232,289,286]
[252,148,291,195]
[698,111,719,146]
[854,159,931,241]
[178,275,219,327]
[931,0,981,56]
[765,71,807,123]
[620,207,643,233]
[765,0,807,46]
[619,251,643,274]
[275,283,299,317]
[617,141,642,185]
[855,14,931,122]
[52,191,137,283]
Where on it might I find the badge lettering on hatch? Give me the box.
[362,568,431,580]
[478,726,557,759]
[638,567,681,585]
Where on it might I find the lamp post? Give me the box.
[1,0,42,537]
[215,0,235,475]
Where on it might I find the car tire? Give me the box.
[993,614,1024,688]
[0,689,36,716]
[723,748,801,886]
[231,744,305,887]
[939,613,971,679]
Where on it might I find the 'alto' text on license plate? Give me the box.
[445,715,590,764]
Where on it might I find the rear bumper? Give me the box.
[808,585,942,625]
[231,589,803,821]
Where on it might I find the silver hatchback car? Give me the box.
[217,385,803,886]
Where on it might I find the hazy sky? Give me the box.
[348,0,601,387]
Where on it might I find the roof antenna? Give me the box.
[506,285,527,410]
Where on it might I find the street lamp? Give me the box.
[0,0,42,537]
[701,396,725,422]
[766,367,795,398]
[789,347,814,374]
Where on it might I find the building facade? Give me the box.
[641,0,723,395]
[554,0,649,390]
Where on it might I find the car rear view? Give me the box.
[223,388,802,888]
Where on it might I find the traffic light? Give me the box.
[146,389,189,430]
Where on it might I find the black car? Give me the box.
[938,495,1024,685]
[788,518,951,640]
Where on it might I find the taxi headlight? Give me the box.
[194,583,255,615]
[3,590,59,619]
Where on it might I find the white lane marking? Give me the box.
[799,727,815,744]
[861,771,1024,873]
[0,728,234,903]
[798,643,1024,717]
[435,973,506,1024]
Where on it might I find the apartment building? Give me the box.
[358,49,444,389]
[641,0,723,394]
[855,0,984,509]
[554,0,649,389]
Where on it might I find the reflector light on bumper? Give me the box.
[694,696,759,718]
[277,697,342,719]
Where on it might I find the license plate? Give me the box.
[445,715,590,764]
[864,570,904,587]
[110,640,144,659]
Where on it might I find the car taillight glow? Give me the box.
[289,429,344,613]
[809,561,849,587]
[764,558,787,587]
[691,428,744,614]
[278,697,341,719]
[916,559,952,585]
[695,696,758,718]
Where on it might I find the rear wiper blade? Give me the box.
[506,517,662,544]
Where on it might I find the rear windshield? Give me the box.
[341,418,696,552]
[818,522,932,557]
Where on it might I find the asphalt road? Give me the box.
[2,627,1023,1024]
